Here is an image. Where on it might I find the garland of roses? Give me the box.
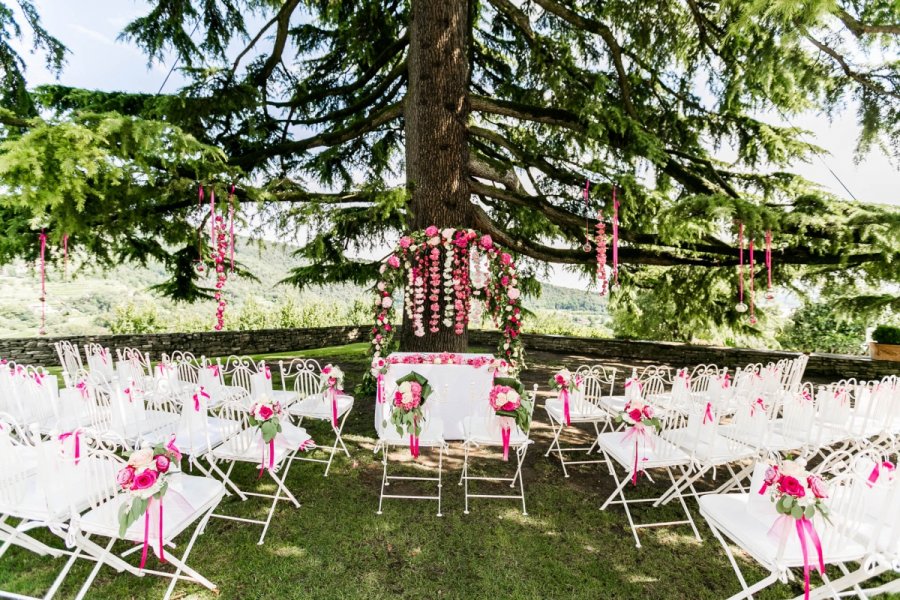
[370,227,525,372]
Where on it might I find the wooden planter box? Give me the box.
[869,342,900,361]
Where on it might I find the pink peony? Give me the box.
[500,276,510,286]
[131,468,158,491]
[382,297,393,308]
[425,225,439,237]
[764,465,780,486]
[480,234,493,249]
[642,405,654,419]
[778,475,806,498]
[500,252,512,265]
[116,465,135,489]
[409,381,422,395]
[387,255,400,268]
[627,408,643,422]
[399,236,412,249]
[155,454,171,473]
[507,288,520,300]
[258,404,274,420]
[807,476,828,499]
[554,374,565,385]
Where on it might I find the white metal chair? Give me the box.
[285,359,353,477]
[699,460,872,600]
[544,365,616,477]
[66,441,225,600]
[374,401,448,517]
[53,341,83,388]
[83,343,115,381]
[205,400,302,544]
[459,384,538,516]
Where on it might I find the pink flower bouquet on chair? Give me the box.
[320,364,345,429]
[758,459,830,600]
[615,398,661,486]
[548,368,582,426]
[489,377,532,461]
[390,371,432,458]
[249,395,284,475]
[116,439,182,569]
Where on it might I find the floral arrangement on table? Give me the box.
[489,377,533,461]
[116,439,182,568]
[758,458,830,600]
[390,371,433,457]
[320,364,345,428]
[615,397,662,485]
[369,227,525,376]
[249,395,283,474]
[548,368,583,426]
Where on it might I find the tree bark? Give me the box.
[401,0,472,353]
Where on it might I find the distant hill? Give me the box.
[0,238,606,337]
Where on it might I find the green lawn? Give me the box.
[1,344,829,599]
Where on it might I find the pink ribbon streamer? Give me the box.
[257,438,276,479]
[139,498,166,570]
[868,461,895,485]
[58,430,80,464]
[75,380,89,399]
[560,387,571,426]
[329,386,338,429]
[207,365,219,377]
[501,426,511,461]
[38,230,47,334]
[409,434,419,458]
[264,365,271,380]
[702,402,713,425]
[376,373,384,404]
[229,184,235,273]
[192,387,210,411]
[750,397,766,417]
[622,423,651,486]
[796,517,824,600]
[738,222,745,304]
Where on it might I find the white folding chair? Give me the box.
[459,384,538,516]
[544,365,616,477]
[83,344,115,381]
[53,341,83,388]
[66,441,225,600]
[205,400,302,544]
[163,351,204,390]
[285,359,353,477]
[374,398,448,517]
[699,460,871,600]
[596,379,703,548]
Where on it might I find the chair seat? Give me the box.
[462,417,530,447]
[210,429,293,464]
[78,473,225,542]
[272,390,297,406]
[287,394,353,420]
[600,395,627,414]
[597,430,690,469]
[378,418,445,448]
[699,493,867,569]
[664,428,756,463]
[545,398,608,423]
[143,417,237,455]
[116,411,180,441]
[280,421,315,450]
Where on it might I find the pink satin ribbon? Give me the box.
[868,461,895,485]
[257,438,276,479]
[702,402,713,425]
[75,380,89,399]
[796,517,825,600]
[192,387,210,411]
[124,387,135,403]
[58,430,80,464]
[612,186,619,284]
[264,365,271,380]
[328,386,339,429]
[207,365,219,377]
[750,397,766,417]
[139,498,166,570]
[409,434,419,458]
[38,230,46,333]
[229,184,235,273]
[560,388,571,426]
[376,373,384,404]
[501,426,511,461]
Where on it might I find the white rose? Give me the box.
[441,228,455,239]
[377,281,385,291]
[382,297,393,308]
[507,287,520,300]
[399,381,412,394]
[128,447,155,469]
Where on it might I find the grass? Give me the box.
[2,344,819,599]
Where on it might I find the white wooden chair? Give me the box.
[459,384,538,516]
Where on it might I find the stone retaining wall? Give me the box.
[1,327,895,381]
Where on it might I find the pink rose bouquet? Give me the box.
[489,377,532,460]
[116,440,181,537]
[758,458,830,521]
[389,371,433,457]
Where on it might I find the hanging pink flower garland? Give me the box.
[595,211,608,296]
[370,227,525,373]
[211,193,229,331]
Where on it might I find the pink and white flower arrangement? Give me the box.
[320,364,344,392]
[617,397,661,432]
[390,372,433,457]
[758,459,830,521]
[489,378,532,460]
[116,440,181,537]
[249,395,283,444]
[549,368,582,393]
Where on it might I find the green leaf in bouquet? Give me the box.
[782,495,793,509]
[804,505,815,519]
[154,480,169,501]
[775,499,787,515]
[493,376,525,396]
[791,505,804,519]
[260,419,279,443]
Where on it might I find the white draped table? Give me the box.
[374,352,495,440]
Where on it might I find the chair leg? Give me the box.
[161,504,220,599]
[665,467,702,542]
[205,457,247,500]
[377,445,388,515]
[516,445,529,516]
[436,445,444,517]
[463,443,471,515]
[74,537,118,600]
[545,416,570,478]
[601,457,642,548]
[706,517,782,600]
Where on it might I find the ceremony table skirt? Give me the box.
[375,352,495,440]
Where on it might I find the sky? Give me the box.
[12,1,900,290]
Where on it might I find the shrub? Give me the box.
[872,324,900,345]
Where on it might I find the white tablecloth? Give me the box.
[375,352,495,440]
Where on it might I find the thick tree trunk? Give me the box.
[401,0,472,353]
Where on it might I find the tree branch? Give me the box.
[835,8,900,37]
[804,33,900,99]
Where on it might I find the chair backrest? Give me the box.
[116,347,153,388]
[284,358,322,401]
[638,364,673,385]
[779,382,818,446]
[211,400,253,455]
[575,364,616,396]
[84,343,115,380]
[54,341,83,387]
[163,351,204,385]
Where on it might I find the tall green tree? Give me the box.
[0,0,898,350]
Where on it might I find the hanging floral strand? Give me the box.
[595,210,608,296]
[210,191,229,331]
[611,186,620,287]
[229,184,236,274]
[765,230,774,301]
[38,229,47,335]
[735,222,748,313]
[748,238,757,325]
[582,180,592,252]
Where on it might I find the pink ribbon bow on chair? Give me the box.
[868,461,895,485]
[560,387,571,426]
[622,423,653,486]
[58,430,81,465]
[264,365,272,380]
[75,380,89,399]
[702,402,713,425]
[207,364,220,378]
[192,387,210,411]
